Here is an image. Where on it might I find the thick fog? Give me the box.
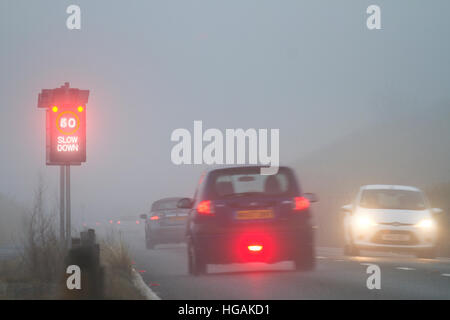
[1,1,450,244]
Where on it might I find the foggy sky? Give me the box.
[1,1,450,223]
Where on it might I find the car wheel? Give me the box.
[187,241,206,275]
[146,237,156,250]
[294,243,315,271]
[416,248,436,259]
[344,243,360,256]
[343,244,351,255]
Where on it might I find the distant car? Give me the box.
[111,216,143,234]
[342,185,444,258]
[80,220,105,232]
[178,166,317,275]
[79,219,113,238]
[141,197,189,249]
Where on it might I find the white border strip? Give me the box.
[132,269,161,300]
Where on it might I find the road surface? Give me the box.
[126,236,450,299]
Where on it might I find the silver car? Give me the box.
[141,197,189,249]
[342,185,444,258]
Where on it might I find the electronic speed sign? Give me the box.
[47,105,86,164]
[38,83,89,165]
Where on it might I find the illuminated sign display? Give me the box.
[47,105,86,164]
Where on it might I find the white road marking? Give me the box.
[131,269,161,300]
[335,259,344,262]
[396,267,415,271]
[316,256,326,259]
[441,273,450,277]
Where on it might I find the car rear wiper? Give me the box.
[221,192,264,198]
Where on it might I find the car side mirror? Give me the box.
[341,204,353,215]
[177,198,193,209]
[304,193,318,203]
[431,208,443,216]
[140,214,147,219]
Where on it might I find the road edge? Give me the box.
[132,269,161,300]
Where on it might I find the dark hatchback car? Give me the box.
[140,197,189,249]
[177,166,317,275]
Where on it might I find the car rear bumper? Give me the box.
[354,242,435,251]
[191,229,313,264]
[148,225,186,244]
[352,226,437,251]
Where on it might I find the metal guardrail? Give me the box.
[63,229,104,299]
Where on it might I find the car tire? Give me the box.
[344,243,360,256]
[294,244,315,271]
[416,248,436,259]
[187,240,207,275]
[146,237,156,250]
[343,244,351,255]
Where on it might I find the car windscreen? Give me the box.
[359,189,426,210]
[212,171,292,198]
[152,199,180,211]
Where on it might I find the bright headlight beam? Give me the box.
[354,216,377,229]
[416,219,434,229]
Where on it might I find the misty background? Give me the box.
[1,1,450,246]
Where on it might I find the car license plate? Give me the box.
[381,233,410,241]
[170,216,186,221]
[236,209,274,220]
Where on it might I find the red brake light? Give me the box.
[197,200,214,215]
[150,215,159,220]
[136,220,140,224]
[248,245,263,252]
[117,220,121,224]
[293,196,310,211]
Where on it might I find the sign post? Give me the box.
[66,165,71,248]
[37,82,89,247]
[60,166,65,242]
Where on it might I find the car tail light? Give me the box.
[109,220,113,224]
[150,215,159,221]
[248,245,263,252]
[117,220,121,224]
[293,196,310,211]
[197,200,214,215]
[136,220,140,224]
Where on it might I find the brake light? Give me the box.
[136,220,140,224]
[197,200,214,215]
[117,220,121,224]
[293,196,310,211]
[248,245,263,252]
[150,215,159,220]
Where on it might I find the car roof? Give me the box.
[206,165,290,174]
[152,197,183,205]
[360,184,421,192]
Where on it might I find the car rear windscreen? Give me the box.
[212,171,293,197]
[152,199,180,211]
[360,189,426,210]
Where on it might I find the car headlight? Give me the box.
[353,216,377,230]
[416,219,435,229]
